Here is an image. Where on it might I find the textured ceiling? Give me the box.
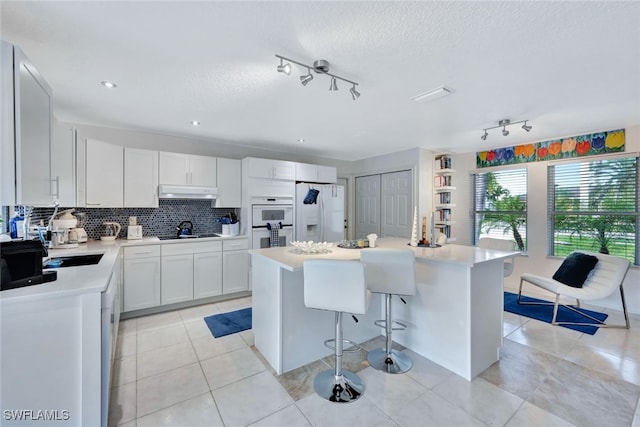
[1,1,639,161]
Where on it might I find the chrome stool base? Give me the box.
[367,348,412,374]
[313,370,365,403]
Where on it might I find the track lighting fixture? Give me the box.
[480,118,532,140]
[277,57,291,75]
[300,68,314,86]
[275,54,360,100]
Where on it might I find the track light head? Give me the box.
[277,58,291,75]
[350,85,360,100]
[481,130,488,141]
[502,126,509,137]
[522,121,532,132]
[300,69,314,86]
[329,77,338,91]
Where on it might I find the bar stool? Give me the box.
[360,249,416,374]
[303,259,371,403]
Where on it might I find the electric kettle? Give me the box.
[102,222,121,241]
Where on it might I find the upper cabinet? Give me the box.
[1,41,54,206]
[125,148,158,208]
[245,157,295,181]
[84,139,124,208]
[51,122,78,207]
[216,158,241,207]
[159,152,217,187]
[295,162,337,184]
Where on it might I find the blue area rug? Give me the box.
[504,292,608,335]
[204,307,252,338]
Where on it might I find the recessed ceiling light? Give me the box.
[411,85,453,103]
[298,138,305,143]
[101,81,117,89]
[190,120,201,126]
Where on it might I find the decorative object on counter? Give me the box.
[275,54,361,101]
[337,240,368,249]
[290,241,332,254]
[101,222,121,241]
[204,307,252,338]
[419,215,427,245]
[217,212,240,236]
[366,233,378,248]
[410,206,418,247]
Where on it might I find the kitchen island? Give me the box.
[250,238,517,380]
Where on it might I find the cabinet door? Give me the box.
[161,254,194,305]
[123,257,161,311]
[189,154,217,187]
[159,151,189,185]
[222,250,249,294]
[86,139,123,207]
[272,160,295,180]
[216,158,241,207]
[194,252,223,299]
[51,123,76,206]
[124,148,158,207]
[317,165,337,184]
[295,163,317,182]
[247,157,276,179]
[14,46,53,206]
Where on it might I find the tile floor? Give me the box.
[109,282,640,427]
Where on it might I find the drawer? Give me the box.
[223,238,249,251]
[162,241,222,256]
[123,245,161,259]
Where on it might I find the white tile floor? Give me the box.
[109,285,640,427]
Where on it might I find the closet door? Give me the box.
[381,170,412,237]
[355,174,381,239]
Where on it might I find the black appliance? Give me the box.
[0,240,56,291]
[176,221,194,237]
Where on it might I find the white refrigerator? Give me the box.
[295,183,345,242]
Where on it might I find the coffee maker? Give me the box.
[50,209,79,249]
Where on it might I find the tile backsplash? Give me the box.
[27,200,238,240]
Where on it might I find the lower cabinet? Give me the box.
[223,249,249,294]
[194,251,223,299]
[123,245,161,311]
[161,254,194,304]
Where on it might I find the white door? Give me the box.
[189,154,217,186]
[194,252,223,299]
[124,148,158,208]
[123,257,161,311]
[161,254,194,305]
[381,170,412,237]
[223,250,249,294]
[159,151,189,185]
[355,174,381,239]
[86,139,123,207]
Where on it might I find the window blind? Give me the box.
[548,155,639,264]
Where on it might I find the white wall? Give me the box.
[454,125,640,314]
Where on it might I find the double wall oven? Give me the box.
[251,197,293,248]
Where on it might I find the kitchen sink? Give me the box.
[43,253,104,268]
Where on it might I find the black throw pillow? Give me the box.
[552,252,599,288]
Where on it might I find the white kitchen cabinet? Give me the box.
[194,252,223,298]
[161,254,194,304]
[123,245,161,311]
[159,151,217,186]
[216,157,241,207]
[86,139,124,207]
[1,41,54,206]
[294,162,337,184]
[245,157,295,181]
[51,122,77,206]
[222,238,249,294]
[124,148,158,207]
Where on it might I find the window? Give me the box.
[548,155,639,265]
[471,168,527,251]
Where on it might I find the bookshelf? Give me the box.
[434,154,456,243]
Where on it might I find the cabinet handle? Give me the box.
[134,251,152,254]
[86,203,101,206]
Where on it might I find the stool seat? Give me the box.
[361,249,416,374]
[303,259,371,403]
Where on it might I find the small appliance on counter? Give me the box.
[50,209,79,249]
[102,222,121,241]
[0,240,56,290]
[71,212,88,243]
[127,216,143,240]
[176,221,194,238]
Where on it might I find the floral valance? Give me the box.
[476,128,625,168]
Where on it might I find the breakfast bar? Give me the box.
[250,238,517,380]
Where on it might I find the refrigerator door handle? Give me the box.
[320,196,325,242]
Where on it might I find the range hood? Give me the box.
[158,185,217,200]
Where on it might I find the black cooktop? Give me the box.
[158,234,220,241]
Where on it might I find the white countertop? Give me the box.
[249,237,518,271]
[0,235,248,302]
